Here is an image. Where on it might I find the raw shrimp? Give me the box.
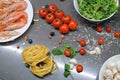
[3,11,28,24]
[4,1,27,12]
[0,31,19,40]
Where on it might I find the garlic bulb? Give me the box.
[103,69,114,79]
[107,61,117,74]
[116,61,120,72]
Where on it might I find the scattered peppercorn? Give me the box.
[17,45,20,49]
[48,35,52,39]
[58,39,62,44]
[24,35,29,41]
[28,39,33,44]
[61,34,65,39]
[50,32,55,36]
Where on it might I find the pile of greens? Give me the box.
[77,0,118,20]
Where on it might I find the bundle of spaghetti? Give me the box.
[22,45,57,77]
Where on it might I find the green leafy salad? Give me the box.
[77,0,118,20]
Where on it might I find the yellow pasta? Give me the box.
[21,45,57,77]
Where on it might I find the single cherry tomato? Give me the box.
[96,26,102,32]
[38,8,48,18]
[114,31,120,38]
[48,4,57,13]
[76,64,83,73]
[98,38,104,45]
[62,14,71,24]
[59,24,69,34]
[52,18,62,29]
[68,19,78,31]
[79,40,86,47]
[45,13,55,23]
[106,26,112,33]
[55,10,64,18]
[79,48,86,55]
[64,49,71,57]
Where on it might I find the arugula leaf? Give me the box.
[52,48,62,55]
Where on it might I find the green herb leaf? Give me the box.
[70,48,76,58]
[64,71,70,78]
[63,43,70,48]
[65,64,70,71]
[52,48,62,55]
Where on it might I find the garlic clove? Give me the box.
[94,47,101,55]
[70,63,74,70]
[103,69,114,79]
[69,58,78,65]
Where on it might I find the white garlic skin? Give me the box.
[70,64,74,70]
[103,69,114,79]
[94,47,101,55]
[107,61,118,74]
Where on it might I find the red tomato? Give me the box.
[79,40,86,47]
[62,15,71,24]
[59,24,69,34]
[106,26,112,33]
[39,8,48,18]
[76,64,83,73]
[68,19,78,31]
[52,18,62,29]
[98,38,104,45]
[96,26,102,32]
[55,10,64,18]
[48,4,57,13]
[45,13,55,23]
[114,31,120,38]
[79,48,86,55]
[64,49,71,57]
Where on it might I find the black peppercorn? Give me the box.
[50,32,55,36]
[28,39,33,44]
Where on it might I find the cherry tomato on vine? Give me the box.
[59,24,69,34]
[64,49,71,57]
[52,18,62,29]
[76,64,83,73]
[98,38,104,45]
[106,26,112,33]
[45,13,55,23]
[114,31,120,38]
[39,8,48,18]
[79,48,86,55]
[48,4,57,13]
[68,19,78,31]
[62,14,71,24]
[79,40,86,47]
[55,10,64,18]
[96,25,102,32]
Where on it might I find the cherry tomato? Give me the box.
[106,26,112,33]
[55,10,64,18]
[62,15,71,24]
[68,19,78,31]
[52,18,62,29]
[98,38,104,45]
[64,49,71,57]
[79,40,86,47]
[48,4,57,13]
[76,64,83,73]
[59,24,69,34]
[39,8,48,18]
[114,31,120,38]
[96,25,102,32]
[45,13,55,23]
[79,48,86,55]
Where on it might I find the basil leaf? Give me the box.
[52,48,62,55]
[65,64,70,71]
[64,71,70,78]
[63,43,70,48]
[70,48,76,58]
